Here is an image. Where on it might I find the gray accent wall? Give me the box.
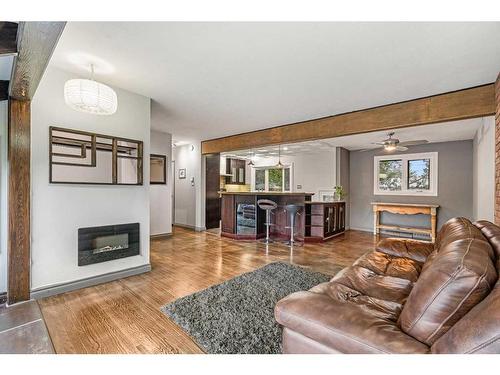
[349,140,473,234]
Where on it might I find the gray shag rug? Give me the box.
[161,262,340,354]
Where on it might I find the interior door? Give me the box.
[205,153,221,229]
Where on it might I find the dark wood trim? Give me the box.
[0,22,18,55]
[0,80,8,101]
[9,22,66,100]
[112,138,118,184]
[150,154,167,185]
[8,99,31,305]
[205,153,221,229]
[49,126,143,185]
[201,83,496,154]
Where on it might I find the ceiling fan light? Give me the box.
[64,79,118,115]
[384,144,396,152]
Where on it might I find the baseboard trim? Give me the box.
[0,292,6,306]
[173,223,195,230]
[150,232,173,240]
[173,223,206,232]
[348,227,374,233]
[30,264,152,300]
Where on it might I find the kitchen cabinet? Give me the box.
[225,158,246,185]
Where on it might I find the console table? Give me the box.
[371,202,439,242]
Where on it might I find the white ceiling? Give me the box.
[222,118,484,159]
[49,22,500,142]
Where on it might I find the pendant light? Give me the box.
[64,64,118,115]
[276,145,284,168]
[248,150,255,166]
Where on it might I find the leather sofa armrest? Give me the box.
[376,238,434,263]
[275,291,430,354]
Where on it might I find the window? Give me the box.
[374,152,437,196]
[252,166,292,192]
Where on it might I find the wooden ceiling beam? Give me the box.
[201,83,496,154]
[0,22,18,55]
[9,22,66,100]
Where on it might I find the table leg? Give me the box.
[431,208,437,243]
[373,207,379,235]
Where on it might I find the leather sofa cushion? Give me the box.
[331,265,414,305]
[435,217,485,251]
[376,238,434,264]
[354,250,422,282]
[275,291,430,354]
[399,238,497,346]
[474,220,500,270]
[310,280,404,321]
[431,280,500,353]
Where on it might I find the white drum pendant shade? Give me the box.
[64,79,118,115]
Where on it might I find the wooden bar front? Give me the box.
[220,192,314,242]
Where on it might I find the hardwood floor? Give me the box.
[38,227,378,354]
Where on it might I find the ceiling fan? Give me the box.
[366,132,428,152]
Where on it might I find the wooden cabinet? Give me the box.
[305,201,345,242]
[221,194,235,234]
[225,158,246,185]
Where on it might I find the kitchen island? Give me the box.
[219,192,314,242]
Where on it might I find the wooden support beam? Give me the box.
[0,22,18,55]
[0,80,8,101]
[8,99,31,305]
[7,22,65,304]
[201,83,496,154]
[9,22,65,100]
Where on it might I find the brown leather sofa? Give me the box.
[275,217,500,353]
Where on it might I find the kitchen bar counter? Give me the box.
[220,192,314,241]
[219,191,315,196]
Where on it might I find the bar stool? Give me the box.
[257,199,277,244]
[284,204,301,246]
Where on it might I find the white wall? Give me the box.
[473,116,495,222]
[173,143,203,229]
[0,101,8,294]
[31,66,151,291]
[248,150,336,199]
[150,130,173,235]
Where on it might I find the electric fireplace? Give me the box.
[78,223,140,266]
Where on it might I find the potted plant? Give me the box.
[333,185,346,201]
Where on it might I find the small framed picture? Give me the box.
[318,189,335,202]
[178,168,186,179]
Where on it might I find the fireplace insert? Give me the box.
[78,223,140,266]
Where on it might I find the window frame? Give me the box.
[373,152,438,196]
[251,164,293,192]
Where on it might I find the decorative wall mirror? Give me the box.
[150,154,167,184]
[49,126,143,185]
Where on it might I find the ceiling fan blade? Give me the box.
[371,142,386,145]
[358,146,382,152]
[395,146,408,151]
[398,140,428,147]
